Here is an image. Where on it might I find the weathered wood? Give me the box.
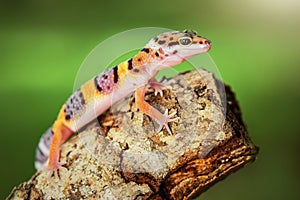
[7,69,258,200]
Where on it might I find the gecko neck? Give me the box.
[130,47,177,78]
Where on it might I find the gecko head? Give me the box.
[146,30,211,70]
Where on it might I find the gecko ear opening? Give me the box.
[158,47,165,54]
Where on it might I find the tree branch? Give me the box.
[8,69,258,200]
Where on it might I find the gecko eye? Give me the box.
[179,37,192,46]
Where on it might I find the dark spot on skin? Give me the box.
[165,54,169,57]
[102,74,108,79]
[133,69,140,73]
[168,41,179,47]
[154,37,159,42]
[141,48,150,53]
[158,48,164,54]
[94,77,103,92]
[38,147,45,157]
[192,41,197,44]
[137,58,141,62]
[170,37,173,40]
[158,40,166,45]
[155,52,159,57]
[173,50,178,54]
[184,30,197,36]
[107,86,110,90]
[128,58,133,70]
[65,115,71,120]
[63,89,86,123]
[163,35,168,38]
[113,65,118,83]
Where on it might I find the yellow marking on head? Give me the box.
[149,30,211,51]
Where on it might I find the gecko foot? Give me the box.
[149,80,171,97]
[157,109,180,135]
[46,161,67,178]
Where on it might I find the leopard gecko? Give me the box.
[35,29,211,174]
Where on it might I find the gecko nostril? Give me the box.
[199,41,203,44]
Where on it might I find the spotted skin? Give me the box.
[94,68,115,93]
[35,30,211,173]
[64,90,85,121]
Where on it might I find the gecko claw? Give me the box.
[149,80,171,97]
[157,109,180,135]
[46,161,67,178]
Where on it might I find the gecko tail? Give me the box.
[35,127,53,170]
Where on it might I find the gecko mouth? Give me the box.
[190,44,211,53]
[204,44,211,51]
[200,43,211,52]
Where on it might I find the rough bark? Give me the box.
[7,69,258,200]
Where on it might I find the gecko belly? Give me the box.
[68,95,113,132]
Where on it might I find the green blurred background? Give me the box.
[1,0,299,199]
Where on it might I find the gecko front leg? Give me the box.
[135,85,179,134]
[148,77,171,97]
